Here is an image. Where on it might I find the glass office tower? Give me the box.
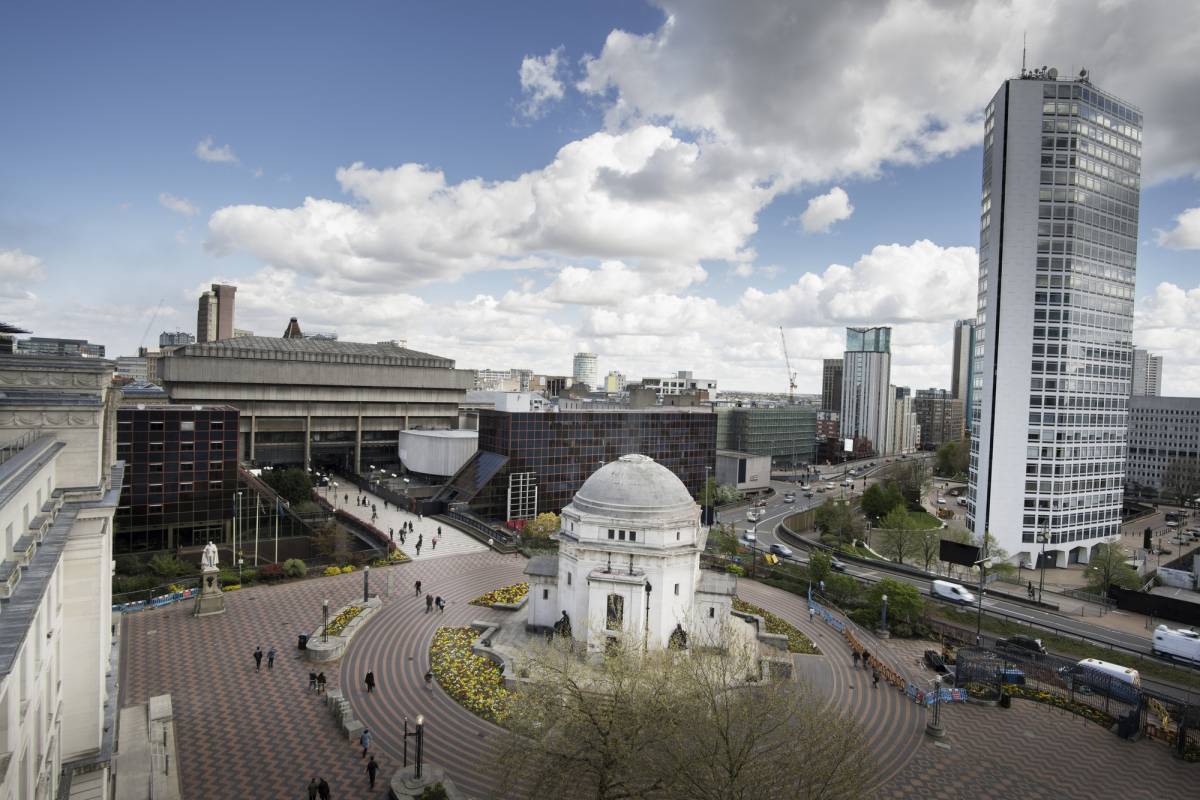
[967,68,1141,567]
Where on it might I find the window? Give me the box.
[676,531,680,541]
[608,529,615,540]
[567,573,572,586]
[618,530,626,541]
[606,594,624,630]
[708,607,715,618]
[180,421,195,432]
[542,589,549,600]
[674,583,679,596]
[629,531,637,542]
[210,481,222,489]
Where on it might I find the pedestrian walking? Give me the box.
[253,646,263,671]
[431,535,437,551]
[360,728,371,758]
[819,579,825,594]
[872,669,880,689]
[809,606,815,622]
[309,671,318,691]
[400,530,406,545]
[318,777,330,800]
[372,503,377,515]
[367,755,379,789]
[436,596,445,613]
[862,650,870,669]
[425,669,434,690]
[384,499,388,510]
[418,512,423,521]
[365,671,375,693]
[414,580,422,596]
[852,651,860,669]
[308,777,320,800]
[437,525,442,537]
[425,593,433,613]
[267,647,276,670]
[415,539,422,556]
[344,493,348,504]
[317,672,326,693]
[1027,580,1035,599]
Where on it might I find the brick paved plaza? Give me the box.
[120,550,1197,799]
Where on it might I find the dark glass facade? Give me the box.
[116,405,239,553]
[471,410,716,520]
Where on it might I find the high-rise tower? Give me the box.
[967,68,1141,566]
[840,327,892,456]
[951,319,975,438]
[196,283,237,343]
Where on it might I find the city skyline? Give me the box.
[3,2,1200,396]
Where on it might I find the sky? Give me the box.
[2,0,1199,394]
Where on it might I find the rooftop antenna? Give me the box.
[1021,31,1027,74]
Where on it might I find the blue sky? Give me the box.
[2,0,1199,393]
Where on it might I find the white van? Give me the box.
[1152,625,1200,664]
[931,580,975,605]
[1070,658,1141,695]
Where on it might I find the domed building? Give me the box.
[525,454,735,653]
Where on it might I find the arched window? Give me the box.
[606,593,624,630]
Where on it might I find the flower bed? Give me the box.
[325,605,363,637]
[1001,684,1116,728]
[733,597,820,654]
[430,627,510,722]
[470,582,528,608]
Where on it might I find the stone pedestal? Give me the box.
[193,568,225,617]
[388,764,463,800]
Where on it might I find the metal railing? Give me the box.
[0,431,50,467]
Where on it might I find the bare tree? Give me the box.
[1162,457,1200,508]
[493,636,872,800]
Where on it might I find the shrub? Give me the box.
[148,553,189,579]
[112,574,159,596]
[419,784,449,800]
[341,565,355,574]
[324,566,342,577]
[726,564,745,576]
[732,597,820,654]
[282,558,308,578]
[258,563,285,582]
[114,554,145,576]
[239,569,258,585]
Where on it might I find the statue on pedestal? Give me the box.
[202,541,219,572]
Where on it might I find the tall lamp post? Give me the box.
[973,556,992,644]
[1036,526,1049,605]
[322,599,330,643]
[878,593,890,638]
[402,715,426,779]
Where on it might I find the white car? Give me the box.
[742,530,757,543]
[931,580,975,605]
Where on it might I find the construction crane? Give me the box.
[138,298,166,351]
[779,326,797,403]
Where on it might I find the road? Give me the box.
[715,459,1200,702]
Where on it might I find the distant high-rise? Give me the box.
[840,327,891,455]
[1131,349,1162,396]
[159,330,195,348]
[821,359,843,414]
[888,385,918,455]
[951,319,975,437]
[572,352,598,390]
[196,283,237,342]
[968,69,1141,565]
[604,371,627,393]
[914,388,964,450]
[15,336,105,357]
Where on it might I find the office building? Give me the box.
[159,334,473,472]
[437,408,715,521]
[716,406,816,468]
[604,371,627,393]
[840,327,892,456]
[821,359,843,415]
[914,389,965,450]
[889,386,919,455]
[0,352,122,793]
[572,352,598,390]
[115,355,149,382]
[951,319,975,437]
[196,283,237,343]
[640,370,718,399]
[715,450,772,495]
[473,368,533,392]
[115,405,239,553]
[15,336,105,358]
[967,69,1140,566]
[1131,349,1162,396]
[159,331,195,348]
[1125,395,1200,498]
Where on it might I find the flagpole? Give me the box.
[274,503,279,564]
[255,494,260,566]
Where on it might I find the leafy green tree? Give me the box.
[715,483,742,505]
[523,512,560,539]
[879,505,916,564]
[260,467,313,506]
[865,578,925,633]
[860,482,904,521]
[808,550,832,585]
[823,573,861,607]
[814,498,863,546]
[698,476,718,507]
[1084,542,1141,595]
[148,553,189,579]
[884,460,930,507]
[935,438,970,478]
[1163,458,1200,508]
[916,529,942,573]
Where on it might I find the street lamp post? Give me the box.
[879,593,890,638]
[332,482,339,507]
[974,556,991,645]
[402,715,426,779]
[322,599,329,643]
[1036,527,1049,605]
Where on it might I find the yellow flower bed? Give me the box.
[325,605,363,637]
[430,627,509,722]
[733,597,820,655]
[469,582,528,608]
[323,566,342,577]
[224,584,241,592]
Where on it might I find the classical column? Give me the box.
[354,414,363,474]
[249,414,257,461]
[304,415,311,469]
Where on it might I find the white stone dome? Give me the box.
[570,454,697,522]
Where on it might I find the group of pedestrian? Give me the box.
[306,777,331,799]
[253,645,277,671]
[424,593,446,613]
[852,648,880,688]
[308,671,327,692]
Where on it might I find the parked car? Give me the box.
[931,580,975,605]
[783,492,796,503]
[1152,625,1200,664]
[996,635,1047,655]
[829,556,847,572]
[804,491,814,498]
[769,543,793,558]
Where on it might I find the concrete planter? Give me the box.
[306,596,382,662]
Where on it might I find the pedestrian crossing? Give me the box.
[327,475,487,562]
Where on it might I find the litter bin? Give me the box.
[298,633,308,650]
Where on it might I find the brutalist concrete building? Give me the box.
[159,336,473,472]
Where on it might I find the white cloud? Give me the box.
[519,47,566,118]
[159,192,199,217]
[1134,281,1200,394]
[195,136,239,164]
[1156,207,1200,249]
[797,187,854,233]
[253,167,264,179]
[578,0,1200,185]
[207,126,772,290]
[0,248,46,303]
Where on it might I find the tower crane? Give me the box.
[779,326,797,403]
